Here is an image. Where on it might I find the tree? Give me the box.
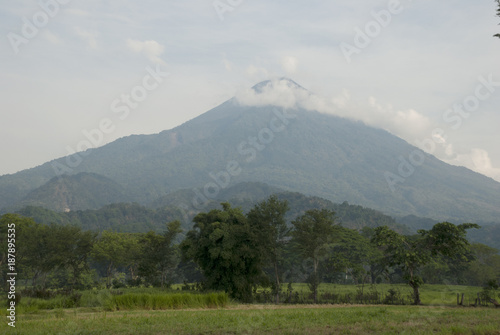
[0,214,38,288]
[181,203,263,301]
[373,222,479,305]
[116,233,142,284]
[247,195,289,303]
[1,214,97,289]
[360,227,387,284]
[325,227,374,286]
[463,243,500,286]
[291,209,338,303]
[138,221,182,287]
[91,231,129,288]
[48,225,97,289]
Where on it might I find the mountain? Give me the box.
[11,172,128,212]
[14,182,409,234]
[1,78,500,222]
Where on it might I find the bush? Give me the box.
[106,292,228,311]
[79,290,113,308]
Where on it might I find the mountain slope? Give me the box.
[13,172,128,212]
[14,182,409,234]
[1,79,500,222]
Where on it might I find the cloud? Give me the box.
[221,53,233,71]
[236,78,312,109]
[75,27,98,49]
[364,97,433,141]
[444,148,500,182]
[281,56,298,74]
[235,78,432,142]
[41,30,61,45]
[245,65,269,80]
[126,39,165,64]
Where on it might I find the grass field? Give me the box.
[3,304,500,334]
[1,284,499,334]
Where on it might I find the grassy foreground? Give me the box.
[2,304,500,335]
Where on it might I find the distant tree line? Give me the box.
[1,196,499,305]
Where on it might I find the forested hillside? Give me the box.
[14,183,408,234]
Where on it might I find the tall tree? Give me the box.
[49,225,97,289]
[247,195,289,303]
[91,231,129,288]
[138,221,182,287]
[373,222,478,305]
[291,209,338,303]
[0,214,38,288]
[181,203,263,302]
[325,227,374,285]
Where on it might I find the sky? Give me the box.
[1,0,500,182]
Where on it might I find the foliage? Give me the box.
[91,231,131,288]
[181,203,264,302]
[291,209,339,303]
[108,292,228,310]
[137,221,182,287]
[0,214,96,289]
[372,222,479,304]
[247,195,289,303]
[324,227,376,285]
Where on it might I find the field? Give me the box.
[2,284,499,334]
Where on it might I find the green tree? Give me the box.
[91,231,129,288]
[247,195,289,303]
[0,214,38,288]
[325,227,374,286]
[373,222,478,305]
[138,221,182,287]
[121,234,142,283]
[463,243,500,286]
[48,225,97,289]
[291,209,338,303]
[1,214,97,289]
[360,227,387,284]
[181,203,263,302]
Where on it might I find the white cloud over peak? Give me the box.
[236,78,313,109]
[126,39,165,64]
[235,79,432,142]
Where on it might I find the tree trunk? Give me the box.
[411,284,421,305]
[313,259,318,304]
[274,261,280,304]
[106,262,113,288]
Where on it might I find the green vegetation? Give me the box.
[108,292,228,311]
[1,197,499,305]
[373,223,479,305]
[181,203,263,302]
[3,304,500,335]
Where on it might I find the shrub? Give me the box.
[106,292,228,311]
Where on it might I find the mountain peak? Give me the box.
[251,77,306,93]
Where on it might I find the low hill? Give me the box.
[13,172,129,212]
[15,182,409,234]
